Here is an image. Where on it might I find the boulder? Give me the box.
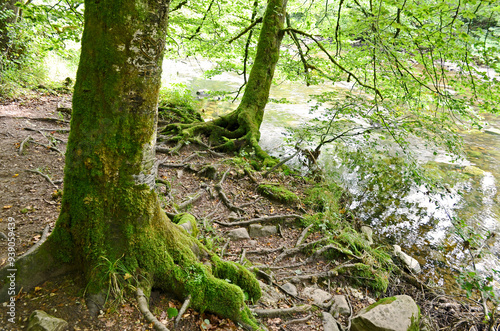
[484,128,500,136]
[227,228,250,241]
[463,165,484,176]
[303,287,332,306]
[27,310,68,331]
[351,295,420,331]
[258,281,284,307]
[393,245,421,274]
[281,282,298,297]
[322,312,340,331]
[330,295,350,317]
[249,224,277,237]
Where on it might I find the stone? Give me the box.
[463,165,484,176]
[484,128,500,136]
[227,228,250,241]
[258,280,284,307]
[393,245,421,274]
[179,221,193,234]
[249,224,277,237]
[303,287,332,305]
[351,295,420,331]
[247,240,258,247]
[27,310,68,331]
[360,226,373,245]
[322,312,340,331]
[281,282,298,296]
[330,295,350,317]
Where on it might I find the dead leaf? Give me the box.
[13,174,19,178]
[3,205,12,209]
[34,286,42,292]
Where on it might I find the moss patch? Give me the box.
[257,184,300,205]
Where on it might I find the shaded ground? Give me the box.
[0,95,491,330]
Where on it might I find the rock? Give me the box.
[281,282,298,296]
[249,224,277,237]
[393,245,421,274]
[360,226,373,245]
[227,228,250,241]
[303,287,332,305]
[351,295,420,331]
[247,240,258,247]
[330,295,350,317]
[463,165,484,176]
[484,127,500,136]
[348,287,364,300]
[322,312,340,331]
[258,280,284,307]
[27,310,68,331]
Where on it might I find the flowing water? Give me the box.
[161,58,500,289]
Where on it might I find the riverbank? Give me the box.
[0,93,495,330]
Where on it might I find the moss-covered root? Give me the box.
[0,239,75,302]
[139,211,264,330]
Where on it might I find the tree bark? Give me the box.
[0,0,261,327]
[0,0,21,53]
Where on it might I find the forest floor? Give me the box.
[0,94,489,330]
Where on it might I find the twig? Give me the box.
[220,240,230,258]
[30,141,64,156]
[18,135,32,155]
[214,214,303,227]
[295,224,313,247]
[24,127,70,133]
[174,295,191,328]
[26,169,59,189]
[246,246,285,255]
[264,149,300,177]
[0,115,70,124]
[136,288,170,331]
[251,305,312,318]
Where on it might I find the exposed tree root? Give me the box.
[215,214,303,227]
[295,224,313,247]
[0,115,70,124]
[26,169,59,189]
[215,170,246,214]
[30,140,65,156]
[273,238,328,265]
[136,288,170,331]
[18,135,32,155]
[174,294,192,328]
[178,189,206,211]
[22,225,50,257]
[251,305,312,318]
[284,314,314,326]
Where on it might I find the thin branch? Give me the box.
[228,17,263,44]
[26,169,59,189]
[214,214,303,227]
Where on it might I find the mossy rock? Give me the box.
[158,106,203,124]
[257,184,300,205]
[463,165,484,176]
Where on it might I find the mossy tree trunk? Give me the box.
[166,0,288,159]
[0,0,261,327]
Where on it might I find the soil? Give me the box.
[0,94,490,330]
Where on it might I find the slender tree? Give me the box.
[0,0,261,328]
[165,0,288,160]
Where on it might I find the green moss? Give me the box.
[363,296,397,312]
[337,263,389,294]
[172,213,199,237]
[257,184,300,205]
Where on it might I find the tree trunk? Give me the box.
[165,0,288,159]
[0,0,261,327]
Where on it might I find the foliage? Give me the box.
[0,0,82,98]
[158,84,203,124]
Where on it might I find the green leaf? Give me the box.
[167,307,178,318]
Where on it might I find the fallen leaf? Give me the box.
[13,174,19,178]
[3,206,12,209]
[34,287,42,292]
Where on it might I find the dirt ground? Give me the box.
[0,94,490,330]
